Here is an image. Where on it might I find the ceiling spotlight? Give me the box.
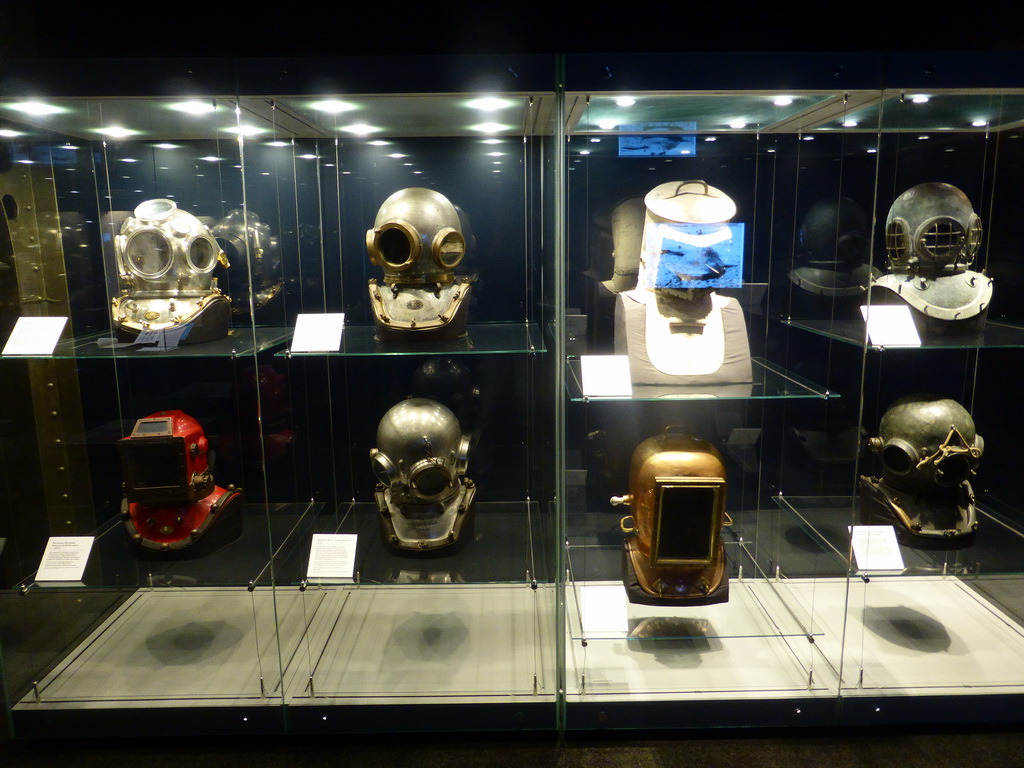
[471,122,507,133]
[342,124,380,135]
[170,100,216,115]
[615,96,636,107]
[910,94,930,104]
[10,101,62,116]
[466,97,513,111]
[225,125,263,136]
[773,96,794,106]
[729,119,747,129]
[95,126,138,138]
[310,100,356,113]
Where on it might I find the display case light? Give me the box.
[310,100,356,113]
[9,101,62,116]
[170,100,216,114]
[225,125,263,136]
[95,126,138,138]
[466,97,513,111]
[471,122,508,133]
[342,123,380,135]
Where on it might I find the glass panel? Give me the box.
[560,84,868,721]
[0,84,285,734]
[242,76,559,729]
[840,87,1024,714]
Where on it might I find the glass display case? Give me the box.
[559,51,1024,729]
[3,51,1024,738]
[0,55,560,736]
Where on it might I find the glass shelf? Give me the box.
[276,323,544,357]
[772,494,1024,578]
[4,326,292,360]
[563,538,823,643]
[273,500,549,587]
[15,502,319,592]
[783,318,1024,351]
[565,356,836,402]
[15,499,551,593]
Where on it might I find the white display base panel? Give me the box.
[808,575,1024,696]
[566,578,836,702]
[15,587,308,709]
[284,583,556,705]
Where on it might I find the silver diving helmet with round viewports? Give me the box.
[875,182,992,331]
[370,397,475,555]
[112,199,231,344]
[366,187,472,342]
[211,209,283,316]
[860,393,983,549]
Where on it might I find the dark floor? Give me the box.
[3,727,1024,768]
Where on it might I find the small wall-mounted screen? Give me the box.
[642,222,745,290]
[618,122,698,158]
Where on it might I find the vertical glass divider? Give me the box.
[553,53,568,733]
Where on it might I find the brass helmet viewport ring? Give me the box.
[367,220,420,271]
